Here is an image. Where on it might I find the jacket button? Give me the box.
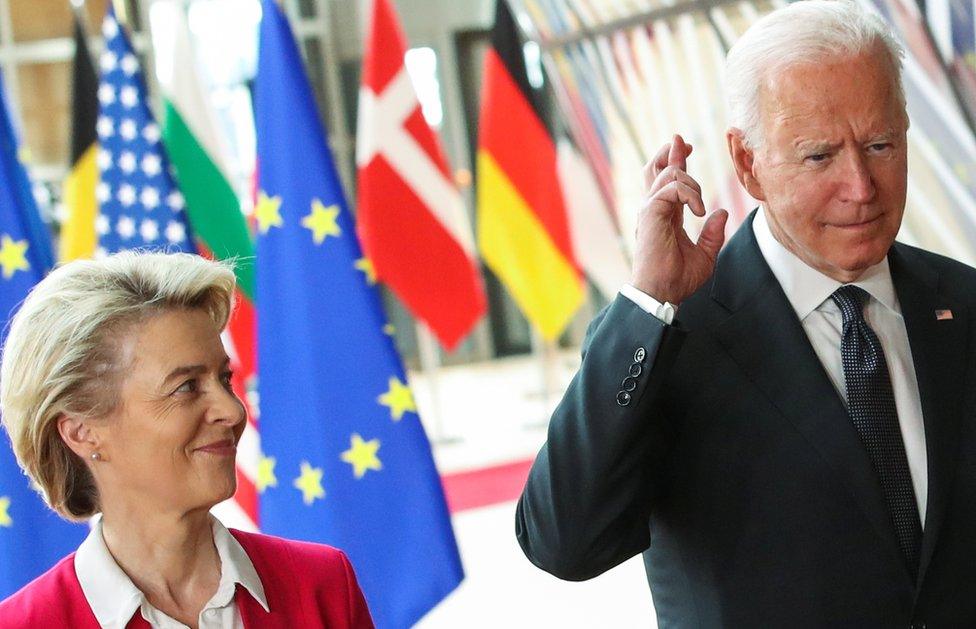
[621,377,637,392]
[634,347,646,363]
[629,363,642,377]
[616,391,631,406]
[910,623,926,629]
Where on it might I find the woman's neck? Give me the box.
[100,505,221,626]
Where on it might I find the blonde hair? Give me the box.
[725,0,905,149]
[0,251,236,521]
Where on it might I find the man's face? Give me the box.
[745,46,908,282]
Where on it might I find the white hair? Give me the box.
[725,0,906,149]
[0,251,236,521]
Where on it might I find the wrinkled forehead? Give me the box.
[758,47,908,135]
[114,308,227,387]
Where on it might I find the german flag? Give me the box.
[60,15,98,261]
[476,0,584,340]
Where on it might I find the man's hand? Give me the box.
[630,135,729,306]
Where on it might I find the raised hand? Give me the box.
[630,134,729,306]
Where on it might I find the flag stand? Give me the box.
[416,321,461,444]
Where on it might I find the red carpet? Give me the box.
[442,458,534,514]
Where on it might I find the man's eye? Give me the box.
[868,143,891,152]
[806,153,829,162]
[175,379,198,394]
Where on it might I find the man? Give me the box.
[516,1,976,626]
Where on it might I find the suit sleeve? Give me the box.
[515,294,686,581]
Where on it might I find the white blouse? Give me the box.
[74,515,269,629]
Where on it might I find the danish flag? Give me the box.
[356,0,486,350]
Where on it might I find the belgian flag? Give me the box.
[476,0,584,340]
[60,15,98,261]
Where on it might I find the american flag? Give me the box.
[96,6,193,257]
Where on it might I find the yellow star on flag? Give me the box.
[383,324,396,336]
[256,455,278,493]
[255,191,283,234]
[378,376,416,421]
[294,461,326,505]
[341,433,383,479]
[302,199,342,244]
[355,257,377,284]
[0,496,11,527]
[0,235,30,279]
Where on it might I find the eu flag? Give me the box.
[0,70,88,600]
[253,1,463,627]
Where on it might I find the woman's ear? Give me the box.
[56,414,99,461]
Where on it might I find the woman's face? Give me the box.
[93,308,246,515]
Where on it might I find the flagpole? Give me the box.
[68,0,89,28]
[415,321,458,443]
[111,0,129,26]
[524,327,557,429]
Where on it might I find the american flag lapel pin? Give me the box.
[935,309,953,321]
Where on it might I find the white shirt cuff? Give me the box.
[620,284,676,324]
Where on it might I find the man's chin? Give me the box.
[823,252,889,281]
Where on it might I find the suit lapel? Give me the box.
[709,214,908,577]
[888,245,969,589]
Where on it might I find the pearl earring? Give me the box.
[90,452,100,461]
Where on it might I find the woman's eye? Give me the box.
[220,371,234,389]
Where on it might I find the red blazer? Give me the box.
[0,529,374,628]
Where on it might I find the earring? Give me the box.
[90,452,100,461]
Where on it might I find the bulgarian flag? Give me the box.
[157,6,260,530]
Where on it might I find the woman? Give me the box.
[0,252,373,628]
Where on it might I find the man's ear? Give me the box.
[727,129,766,201]
[57,414,99,460]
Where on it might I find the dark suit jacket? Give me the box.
[517,212,976,628]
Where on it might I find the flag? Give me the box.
[157,4,259,530]
[254,2,462,627]
[0,68,88,600]
[60,15,99,261]
[556,138,629,300]
[477,0,584,340]
[95,5,194,257]
[356,0,486,351]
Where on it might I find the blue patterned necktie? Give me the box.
[831,285,922,578]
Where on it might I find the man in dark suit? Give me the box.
[516,1,976,626]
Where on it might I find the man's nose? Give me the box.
[839,150,876,203]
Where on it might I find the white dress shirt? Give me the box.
[74,515,269,629]
[621,207,928,520]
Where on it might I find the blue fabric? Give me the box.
[0,69,87,601]
[96,5,194,255]
[253,2,463,627]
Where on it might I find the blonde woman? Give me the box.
[0,252,373,628]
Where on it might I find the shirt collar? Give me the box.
[752,206,900,319]
[211,516,269,612]
[74,514,269,627]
